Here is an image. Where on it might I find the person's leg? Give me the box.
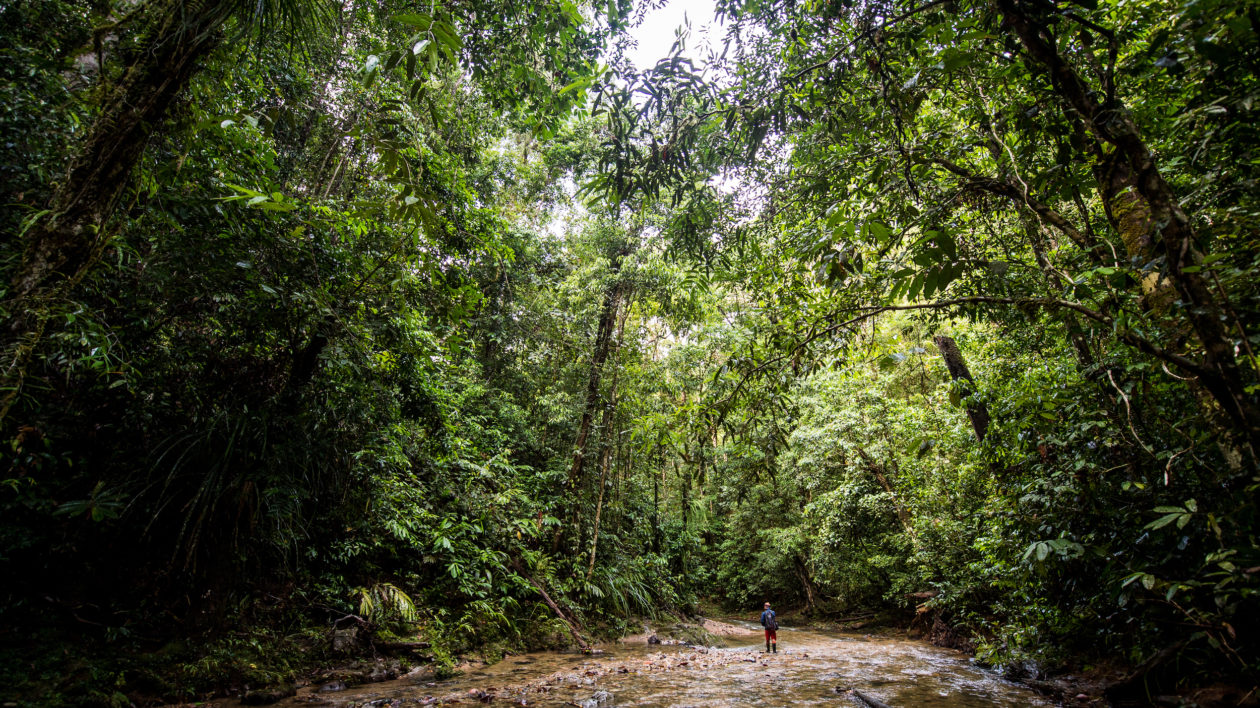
[764,629,771,652]
[770,629,777,653]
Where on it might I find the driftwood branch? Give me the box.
[853,689,896,708]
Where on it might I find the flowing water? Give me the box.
[271,621,1055,707]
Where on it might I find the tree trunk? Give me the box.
[933,335,991,442]
[3,0,225,420]
[996,0,1260,453]
[11,1,222,299]
[554,249,627,553]
[564,281,622,499]
[793,556,820,614]
[652,447,662,554]
[585,400,616,580]
[585,304,628,579]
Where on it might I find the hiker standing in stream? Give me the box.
[760,601,778,653]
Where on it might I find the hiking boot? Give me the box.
[772,643,777,653]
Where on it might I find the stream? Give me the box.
[270,620,1056,707]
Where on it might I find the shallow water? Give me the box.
[275,620,1054,707]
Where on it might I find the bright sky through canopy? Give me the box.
[625,0,720,70]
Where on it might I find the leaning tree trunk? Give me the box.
[933,335,991,442]
[996,0,1260,454]
[2,0,225,421]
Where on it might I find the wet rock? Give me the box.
[331,626,364,654]
[1000,660,1042,682]
[647,635,661,644]
[311,658,404,688]
[240,684,297,705]
[317,680,347,692]
[576,690,614,708]
[368,664,400,682]
[405,664,436,681]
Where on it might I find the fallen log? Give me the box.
[376,640,432,652]
[853,689,895,708]
[510,559,591,652]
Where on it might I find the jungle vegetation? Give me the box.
[1,0,1257,703]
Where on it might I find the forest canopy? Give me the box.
[1,0,1257,703]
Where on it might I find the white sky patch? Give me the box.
[626,0,721,71]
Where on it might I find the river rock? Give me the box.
[577,689,614,707]
[405,664,437,681]
[332,626,364,654]
[368,663,400,682]
[240,684,297,705]
[318,680,347,692]
[1000,659,1042,681]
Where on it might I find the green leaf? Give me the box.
[394,13,433,28]
[936,231,957,260]
[941,50,973,72]
[1145,513,1181,530]
[559,78,588,96]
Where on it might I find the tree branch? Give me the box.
[925,156,1107,264]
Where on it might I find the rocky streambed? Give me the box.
[229,620,1062,707]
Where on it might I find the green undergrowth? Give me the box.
[0,600,672,706]
[0,625,318,707]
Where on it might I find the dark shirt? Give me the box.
[760,609,776,627]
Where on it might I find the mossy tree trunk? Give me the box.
[997,0,1260,455]
[3,0,226,420]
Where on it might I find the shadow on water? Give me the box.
[266,620,1053,707]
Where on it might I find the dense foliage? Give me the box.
[1,0,1257,704]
